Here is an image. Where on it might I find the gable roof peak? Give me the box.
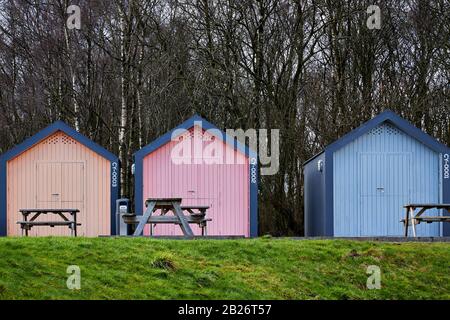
[0,120,117,163]
[134,114,257,159]
[325,109,449,154]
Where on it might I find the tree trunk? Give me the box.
[118,1,128,197]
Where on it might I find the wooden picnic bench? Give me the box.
[123,198,211,236]
[401,204,450,237]
[17,209,80,237]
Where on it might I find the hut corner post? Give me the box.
[110,159,120,235]
[443,152,450,236]
[0,158,7,236]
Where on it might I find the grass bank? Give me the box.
[0,237,448,299]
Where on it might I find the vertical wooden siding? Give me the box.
[7,131,111,236]
[333,122,440,236]
[142,127,250,236]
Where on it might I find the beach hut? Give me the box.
[304,110,450,237]
[0,121,120,236]
[134,115,258,237]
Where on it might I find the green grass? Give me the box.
[0,237,449,299]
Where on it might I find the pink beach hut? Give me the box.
[0,121,120,237]
[133,115,258,237]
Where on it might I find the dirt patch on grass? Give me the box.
[151,253,177,271]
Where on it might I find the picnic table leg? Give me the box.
[404,207,410,237]
[73,212,77,237]
[409,207,417,237]
[133,201,156,236]
[172,201,194,237]
[24,214,29,237]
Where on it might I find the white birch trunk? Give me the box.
[118,1,128,197]
[136,33,144,148]
[63,0,80,131]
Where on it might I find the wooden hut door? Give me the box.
[36,162,84,206]
[359,153,411,236]
[169,127,215,208]
[36,162,62,207]
[36,162,85,234]
[169,164,215,208]
[60,162,84,208]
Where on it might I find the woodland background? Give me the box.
[0,0,449,235]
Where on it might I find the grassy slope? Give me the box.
[0,237,449,300]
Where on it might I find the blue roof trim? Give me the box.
[134,114,258,237]
[0,120,120,236]
[303,110,449,168]
[303,151,324,166]
[134,115,257,159]
[0,121,118,163]
[326,110,449,154]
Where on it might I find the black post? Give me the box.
[404,207,409,237]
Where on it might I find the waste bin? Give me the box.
[116,198,130,235]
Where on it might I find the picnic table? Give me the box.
[124,198,211,237]
[402,204,450,237]
[17,209,81,237]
